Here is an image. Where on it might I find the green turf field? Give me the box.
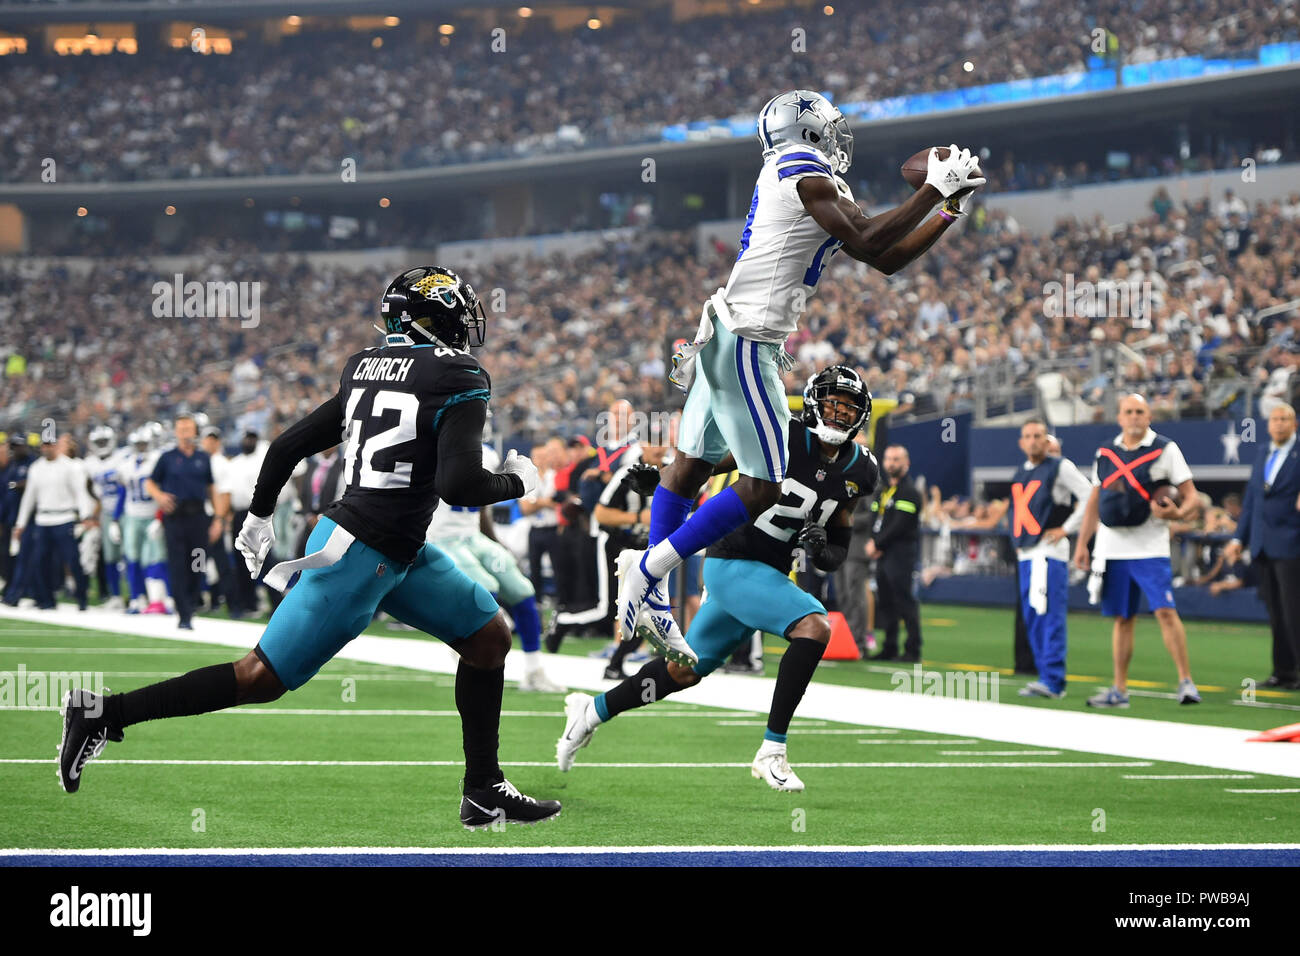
[2,607,1297,849]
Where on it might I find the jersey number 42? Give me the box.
[342,387,418,490]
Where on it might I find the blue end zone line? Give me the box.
[4,845,1299,867]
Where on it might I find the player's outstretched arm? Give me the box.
[246,393,344,519]
[436,399,527,506]
[799,176,940,271]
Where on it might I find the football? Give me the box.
[1151,484,1182,508]
[900,146,984,195]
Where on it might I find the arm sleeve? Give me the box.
[1233,471,1256,547]
[434,399,525,506]
[1159,442,1194,486]
[149,454,167,487]
[248,394,345,518]
[872,489,920,551]
[14,468,36,529]
[1057,459,1094,535]
[813,521,852,572]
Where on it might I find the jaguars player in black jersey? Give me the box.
[57,267,561,829]
[557,365,878,791]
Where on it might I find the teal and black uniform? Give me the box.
[253,341,520,690]
[689,419,879,675]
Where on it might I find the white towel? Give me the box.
[1028,555,1049,616]
[668,289,724,393]
[1087,556,1107,605]
[263,521,356,592]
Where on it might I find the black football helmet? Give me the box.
[379,266,486,350]
[802,364,871,445]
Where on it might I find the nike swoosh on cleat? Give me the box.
[67,745,86,779]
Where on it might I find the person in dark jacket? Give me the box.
[867,445,923,662]
[1224,403,1300,690]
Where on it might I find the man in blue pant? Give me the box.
[9,436,96,610]
[1008,420,1092,699]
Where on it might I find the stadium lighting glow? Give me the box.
[286,15,301,26]
[164,205,176,216]
[518,7,533,17]
[372,36,383,48]
[587,17,601,29]
[76,207,88,217]
[963,60,974,72]
[823,5,834,13]
[384,16,399,26]
[379,197,391,208]
[439,23,455,35]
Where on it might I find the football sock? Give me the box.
[104,663,238,732]
[607,634,641,671]
[125,560,145,601]
[647,485,693,548]
[767,638,826,739]
[597,657,687,721]
[104,560,121,602]
[509,595,541,653]
[644,485,749,579]
[457,660,505,791]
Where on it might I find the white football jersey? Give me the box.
[120,450,161,519]
[426,444,501,542]
[87,451,123,508]
[720,145,851,343]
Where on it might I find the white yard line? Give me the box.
[3,604,1297,778]
[0,758,1154,769]
[1123,774,1255,780]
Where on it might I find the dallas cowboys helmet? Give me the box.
[802,365,871,445]
[756,90,853,175]
[379,266,486,351]
[88,426,116,459]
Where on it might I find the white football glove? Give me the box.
[235,513,276,578]
[501,449,539,497]
[146,518,163,542]
[925,143,986,199]
[107,521,122,546]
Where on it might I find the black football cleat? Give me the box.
[460,778,561,830]
[58,689,122,794]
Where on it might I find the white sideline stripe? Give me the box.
[1224,788,1300,794]
[0,758,1155,769]
[4,843,1297,857]
[715,719,827,726]
[0,707,758,718]
[1233,700,1300,712]
[858,738,978,745]
[942,750,1063,756]
[799,729,901,735]
[1124,774,1256,780]
[2,604,1296,779]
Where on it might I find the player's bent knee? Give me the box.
[733,475,782,514]
[666,660,700,686]
[457,611,512,669]
[789,613,832,645]
[234,651,286,705]
[663,455,712,497]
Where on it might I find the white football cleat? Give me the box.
[635,604,698,668]
[556,692,597,772]
[102,595,124,611]
[751,747,805,792]
[616,548,663,644]
[520,666,565,694]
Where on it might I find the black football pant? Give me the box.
[876,552,921,659]
[163,511,209,626]
[527,524,560,597]
[1255,553,1300,681]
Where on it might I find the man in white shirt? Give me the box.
[1007,421,1093,699]
[10,438,96,610]
[1074,394,1201,707]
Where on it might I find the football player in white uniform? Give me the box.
[619,89,985,663]
[86,426,125,609]
[119,428,171,613]
[426,440,564,693]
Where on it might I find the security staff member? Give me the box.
[146,415,225,629]
[866,445,923,662]
[1224,402,1300,689]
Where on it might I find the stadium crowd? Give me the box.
[2,0,1297,183]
